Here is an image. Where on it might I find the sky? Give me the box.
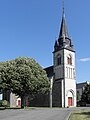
[0,0,90,83]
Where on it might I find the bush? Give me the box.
[77,101,86,107]
[2,100,9,108]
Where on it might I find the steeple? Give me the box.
[53,0,76,108]
[59,13,69,39]
[59,0,69,38]
[54,0,74,52]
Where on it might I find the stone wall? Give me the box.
[52,80,62,107]
[29,93,50,107]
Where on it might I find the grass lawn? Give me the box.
[69,110,90,120]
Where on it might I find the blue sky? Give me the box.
[0,0,90,83]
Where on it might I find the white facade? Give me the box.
[64,49,76,107]
[10,92,21,107]
[54,48,76,107]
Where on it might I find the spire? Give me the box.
[59,0,69,39]
[54,0,74,52]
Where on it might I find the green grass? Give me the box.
[69,110,90,120]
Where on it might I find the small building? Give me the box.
[2,91,21,108]
[76,81,90,102]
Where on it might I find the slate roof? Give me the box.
[76,82,88,89]
[59,14,69,39]
[54,12,74,53]
[44,66,54,78]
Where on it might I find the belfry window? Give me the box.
[67,55,72,65]
[57,54,61,65]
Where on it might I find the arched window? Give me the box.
[67,54,72,65]
[57,54,61,65]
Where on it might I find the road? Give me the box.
[0,107,90,120]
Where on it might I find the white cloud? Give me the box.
[79,58,90,62]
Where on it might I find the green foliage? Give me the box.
[81,84,90,104]
[0,57,50,99]
[77,92,80,101]
[2,100,9,107]
[0,100,9,107]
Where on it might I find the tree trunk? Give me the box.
[21,95,25,108]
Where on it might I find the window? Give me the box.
[57,54,61,65]
[67,55,72,65]
[67,57,69,64]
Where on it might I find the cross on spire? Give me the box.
[62,0,64,16]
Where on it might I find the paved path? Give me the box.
[0,107,90,120]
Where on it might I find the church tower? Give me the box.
[53,2,76,107]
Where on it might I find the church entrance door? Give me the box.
[18,100,21,107]
[68,97,72,106]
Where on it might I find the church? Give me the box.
[44,8,76,107]
[0,3,77,108]
[29,4,76,107]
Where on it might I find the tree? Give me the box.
[81,84,90,104]
[0,57,50,108]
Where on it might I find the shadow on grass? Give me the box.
[74,111,90,118]
[75,112,90,115]
[81,112,90,116]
